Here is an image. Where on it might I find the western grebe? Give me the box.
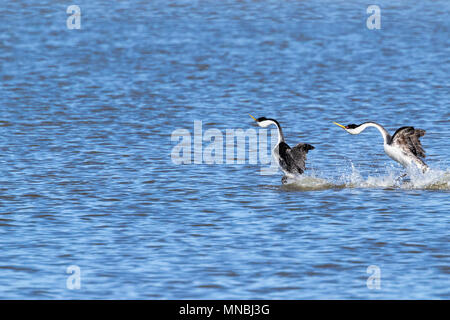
[249,114,315,183]
[333,121,429,173]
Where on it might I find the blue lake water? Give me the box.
[0,0,449,299]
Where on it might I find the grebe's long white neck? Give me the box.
[258,119,285,145]
[350,122,391,145]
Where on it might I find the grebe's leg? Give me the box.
[395,173,408,182]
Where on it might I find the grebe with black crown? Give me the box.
[333,121,429,173]
[249,114,315,184]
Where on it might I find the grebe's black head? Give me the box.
[333,122,360,129]
[249,114,267,122]
[256,116,268,122]
[333,122,363,135]
[249,114,279,128]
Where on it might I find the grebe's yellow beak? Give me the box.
[333,122,346,129]
[249,114,257,122]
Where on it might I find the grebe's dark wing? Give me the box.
[278,142,293,173]
[391,126,426,158]
[278,142,314,174]
[288,143,315,173]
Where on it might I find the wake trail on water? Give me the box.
[281,163,450,191]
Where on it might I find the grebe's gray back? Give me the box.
[333,121,429,173]
[249,114,314,183]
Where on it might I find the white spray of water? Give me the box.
[282,162,450,191]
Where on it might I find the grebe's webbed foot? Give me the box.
[281,176,288,184]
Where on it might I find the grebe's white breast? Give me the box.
[272,143,281,165]
[384,143,414,168]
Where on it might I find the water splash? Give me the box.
[281,173,337,191]
[282,164,450,191]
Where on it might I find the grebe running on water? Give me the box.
[333,121,429,173]
[249,115,314,183]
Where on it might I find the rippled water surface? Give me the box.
[0,1,449,299]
